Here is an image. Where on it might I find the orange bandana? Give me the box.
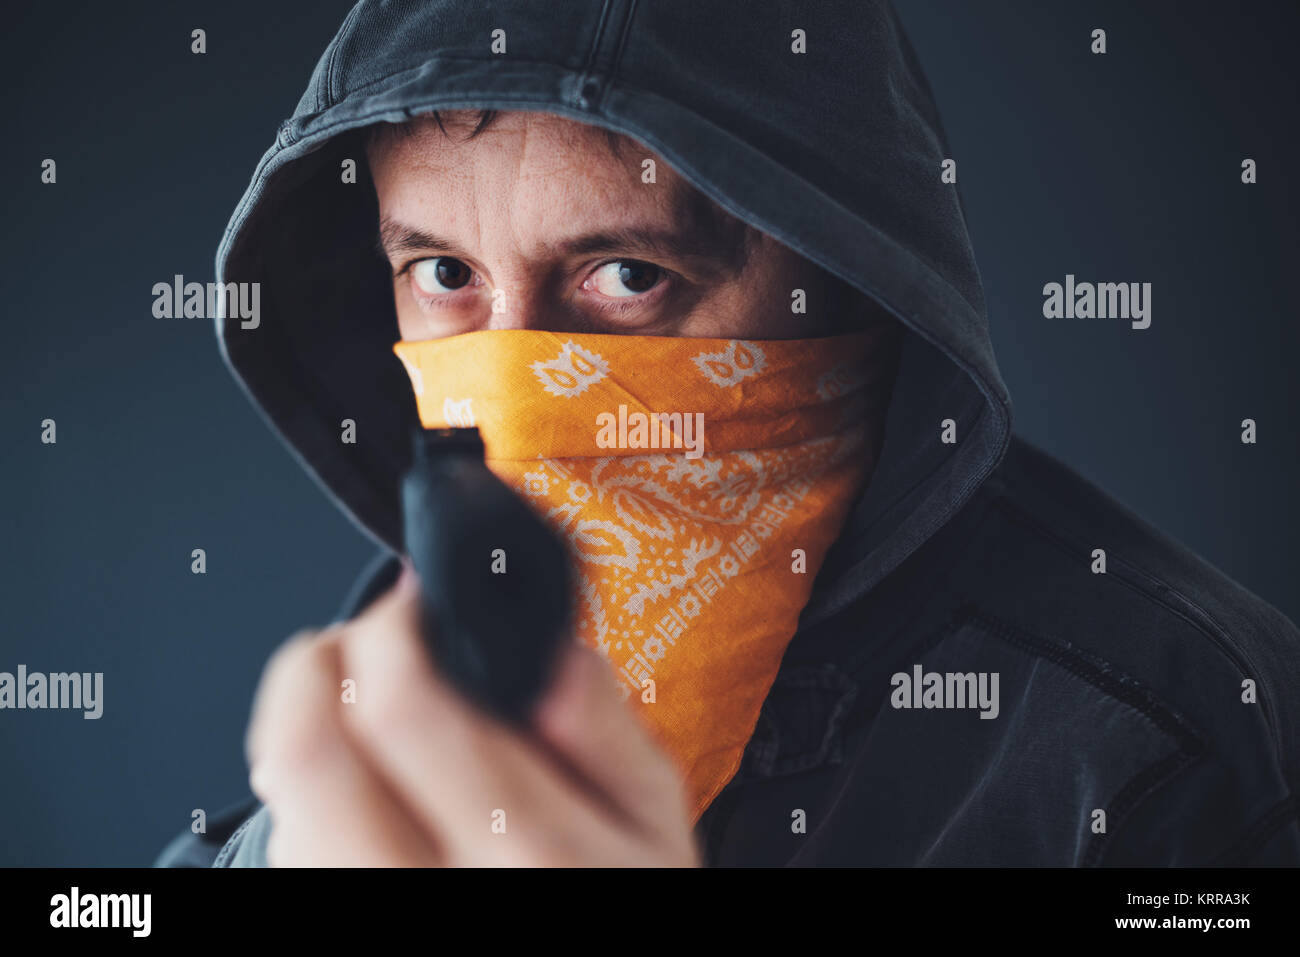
[393,328,893,820]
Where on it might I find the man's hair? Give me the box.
[364,107,628,157]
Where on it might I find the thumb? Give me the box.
[359,558,422,625]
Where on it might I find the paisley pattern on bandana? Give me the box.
[393,328,894,820]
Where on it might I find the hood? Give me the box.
[215,0,1013,629]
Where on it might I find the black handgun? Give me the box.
[400,427,574,724]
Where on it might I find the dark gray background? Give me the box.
[2,1,1295,865]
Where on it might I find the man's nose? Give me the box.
[483,274,569,333]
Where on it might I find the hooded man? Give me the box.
[156,0,1299,867]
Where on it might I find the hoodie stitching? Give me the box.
[1212,794,1300,864]
[312,56,583,108]
[961,607,1204,756]
[278,83,603,147]
[987,493,1279,771]
[212,812,258,868]
[581,0,615,79]
[956,606,1206,867]
[574,0,615,107]
[324,1,365,110]
[605,0,640,99]
[1088,747,1202,866]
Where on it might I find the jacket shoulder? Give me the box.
[958,436,1300,861]
[982,436,1300,683]
[152,796,262,867]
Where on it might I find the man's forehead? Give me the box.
[369,111,754,263]
[370,110,625,174]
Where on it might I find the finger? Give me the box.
[245,626,440,866]
[245,628,320,771]
[339,569,634,865]
[530,640,694,843]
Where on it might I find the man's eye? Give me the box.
[588,260,663,298]
[411,257,473,294]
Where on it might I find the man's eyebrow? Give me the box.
[377,218,460,259]
[556,226,737,267]
[376,217,750,273]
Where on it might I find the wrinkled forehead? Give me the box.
[365,109,754,255]
[366,110,621,176]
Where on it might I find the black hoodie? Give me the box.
[156,0,1300,866]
